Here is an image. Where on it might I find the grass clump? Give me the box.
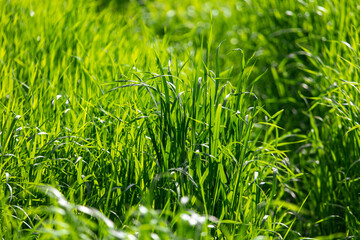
[1,0,360,239]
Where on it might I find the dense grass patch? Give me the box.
[0,0,359,239]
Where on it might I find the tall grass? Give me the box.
[0,0,359,239]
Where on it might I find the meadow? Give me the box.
[0,0,359,239]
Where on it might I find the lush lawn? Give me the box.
[1,0,359,239]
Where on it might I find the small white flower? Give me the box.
[180,213,190,221]
[151,233,160,240]
[189,218,197,226]
[139,205,148,214]
[180,196,189,205]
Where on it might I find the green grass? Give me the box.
[0,0,359,239]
